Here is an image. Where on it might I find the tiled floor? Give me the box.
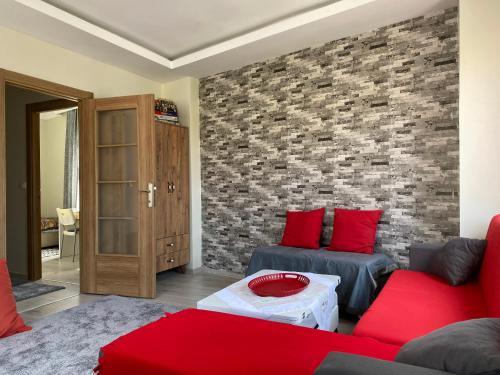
[42,255,80,284]
[18,256,84,322]
[19,259,357,333]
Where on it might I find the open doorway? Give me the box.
[37,103,80,284]
[0,69,93,307]
[5,84,79,301]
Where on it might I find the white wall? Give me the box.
[2,26,201,270]
[162,77,202,270]
[1,26,163,269]
[0,26,162,98]
[40,115,66,218]
[459,0,500,238]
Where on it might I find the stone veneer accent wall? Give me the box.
[200,8,459,274]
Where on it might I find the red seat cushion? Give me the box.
[280,207,325,249]
[328,208,383,254]
[0,260,31,338]
[353,270,487,346]
[479,214,500,317]
[98,309,400,375]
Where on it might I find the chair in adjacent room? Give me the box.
[56,208,79,262]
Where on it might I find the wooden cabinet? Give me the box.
[155,122,190,273]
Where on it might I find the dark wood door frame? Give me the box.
[26,99,78,280]
[0,69,93,285]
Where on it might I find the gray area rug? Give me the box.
[13,282,65,301]
[0,295,182,374]
[9,274,29,287]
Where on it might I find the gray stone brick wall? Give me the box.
[200,7,459,274]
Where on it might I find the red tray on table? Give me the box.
[248,272,310,297]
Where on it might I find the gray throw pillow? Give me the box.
[430,237,486,286]
[396,318,500,375]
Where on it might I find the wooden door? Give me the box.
[81,95,156,298]
[155,122,172,239]
[165,125,180,237]
[155,124,189,238]
[174,126,190,236]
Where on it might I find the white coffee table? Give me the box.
[197,269,341,331]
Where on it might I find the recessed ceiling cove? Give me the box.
[0,0,457,81]
[45,0,341,60]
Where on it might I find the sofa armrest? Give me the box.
[314,353,452,375]
[409,243,445,272]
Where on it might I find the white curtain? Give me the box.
[63,109,79,209]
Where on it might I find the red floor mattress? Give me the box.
[97,309,400,375]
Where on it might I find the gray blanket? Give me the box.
[246,245,397,314]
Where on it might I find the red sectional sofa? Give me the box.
[97,308,400,375]
[353,214,500,346]
[97,215,500,375]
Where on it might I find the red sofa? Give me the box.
[353,214,500,346]
[97,308,400,375]
[97,215,500,374]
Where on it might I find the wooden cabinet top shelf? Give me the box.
[155,120,185,128]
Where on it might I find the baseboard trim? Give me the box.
[17,292,80,313]
[198,265,244,279]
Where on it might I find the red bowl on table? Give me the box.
[248,272,310,297]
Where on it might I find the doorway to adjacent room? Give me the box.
[0,69,92,305]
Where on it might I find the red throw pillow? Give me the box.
[328,208,383,254]
[280,208,325,249]
[0,259,31,338]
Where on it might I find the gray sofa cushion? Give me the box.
[430,238,486,286]
[409,242,445,272]
[396,318,500,375]
[314,352,452,375]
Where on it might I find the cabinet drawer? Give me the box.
[156,234,189,256]
[156,250,189,273]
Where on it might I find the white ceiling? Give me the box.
[45,0,338,59]
[0,0,458,82]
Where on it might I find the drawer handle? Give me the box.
[167,259,175,263]
[167,243,175,247]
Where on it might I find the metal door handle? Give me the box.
[139,183,155,208]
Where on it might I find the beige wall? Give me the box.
[1,26,201,270]
[162,78,202,269]
[459,0,500,237]
[5,86,56,275]
[40,115,66,218]
[0,26,163,270]
[0,26,162,98]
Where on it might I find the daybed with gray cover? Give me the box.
[246,245,397,314]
